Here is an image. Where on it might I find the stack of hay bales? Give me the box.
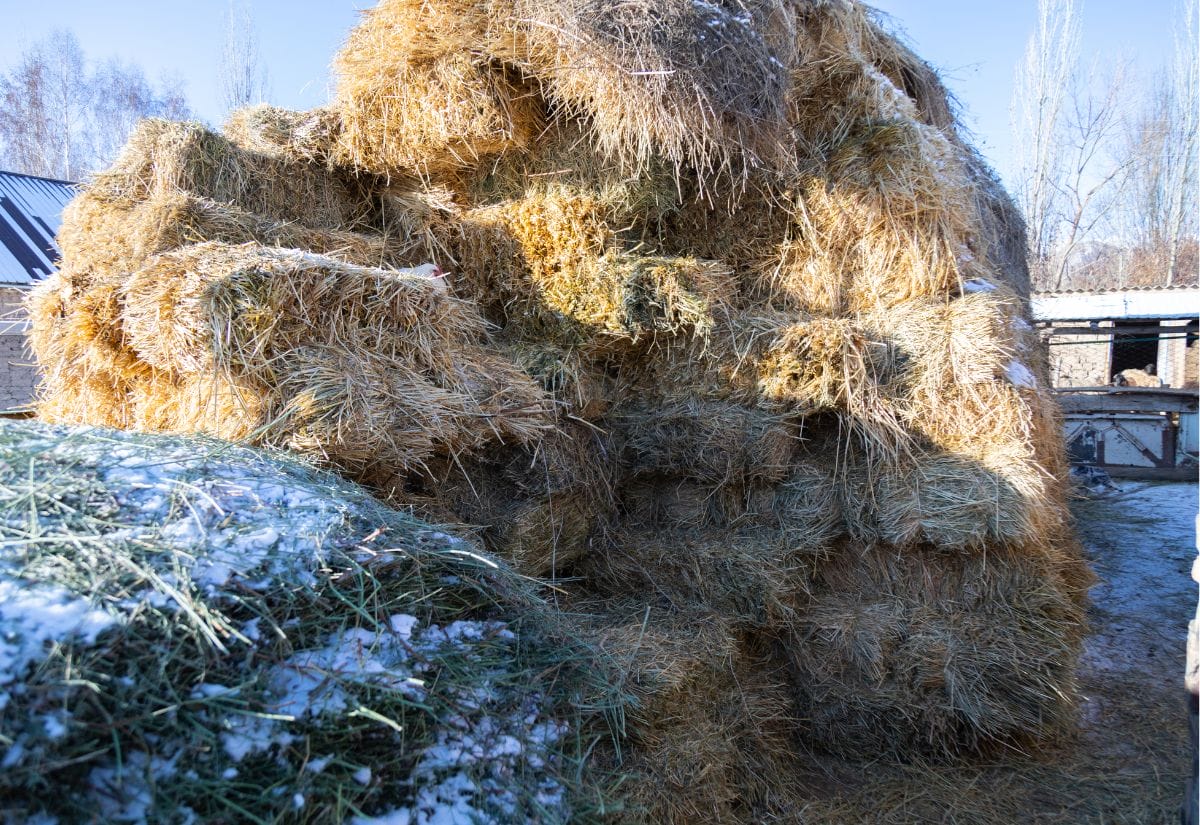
[28,0,1092,820]
[29,116,553,484]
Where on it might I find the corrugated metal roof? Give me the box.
[0,171,77,286]
[1031,286,1200,321]
[1032,283,1199,296]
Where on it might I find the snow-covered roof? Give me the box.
[0,170,77,286]
[1030,286,1200,322]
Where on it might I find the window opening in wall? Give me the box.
[1109,320,1160,381]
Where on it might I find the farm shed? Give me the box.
[0,170,76,411]
[1033,286,1199,478]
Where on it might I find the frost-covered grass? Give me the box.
[0,421,620,824]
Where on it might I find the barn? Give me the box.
[0,170,76,410]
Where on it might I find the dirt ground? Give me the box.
[798,481,1197,824]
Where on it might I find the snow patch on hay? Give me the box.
[0,422,605,824]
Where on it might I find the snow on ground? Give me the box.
[1074,480,1197,749]
[1076,482,1197,674]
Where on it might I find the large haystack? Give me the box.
[27,0,1090,821]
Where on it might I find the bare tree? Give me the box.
[1121,1,1198,285]
[220,0,271,115]
[1011,0,1081,282]
[0,31,90,179]
[1046,64,1135,289]
[90,61,189,171]
[0,30,192,180]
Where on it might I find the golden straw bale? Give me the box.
[757,317,911,456]
[453,186,736,349]
[277,347,479,474]
[444,348,561,446]
[767,137,980,315]
[612,400,795,485]
[131,373,267,442]
[120,242,485,376]
[67,285,145,380]
[787,542,1089,758]
[961,149,1033,298]
[837,451,1050,550]
[59,189,424,279]
[26,268,146,426]
[331,0,798,182]
[222,104,343,165]
[25,274,71,376]
[87,118,371,229]
[333,0,538,176]
[34,372,135,430]
[113,243,552,479]
[859,16,957,132]
[863,290,1023,398]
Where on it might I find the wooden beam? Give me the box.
[1058,394,1198,414]
[1055,386,1199,396]
[1100,465,1198,482]
[1041,324,1195,337]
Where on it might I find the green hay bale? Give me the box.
[0,421,620,823]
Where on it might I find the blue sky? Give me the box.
[0,1,1183,186]
[871,1,1181,181]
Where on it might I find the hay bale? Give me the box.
[222,103,343,165]
[588,606,741,725]
[443,187,736,349]
[0,421,618,823]
[503,342,611,419]
[838,451,1054,550]
[786,542,1090,758]
[331,0,796,181]
[50,242,556,481]
[612,400,795,485]
[119,242,483,376]
[499,0,798,182]
[584,608,803,824]
[332,0,540,176]
[769,462,844,550]
[87,118,371,229]
[757,317,912,457]
[58,189,423,278]
[585,528,810,627]
[621,478,724,531]
[417,422,615,575]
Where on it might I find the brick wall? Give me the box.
[0,286,37,411]
[1046,327,1111,388]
